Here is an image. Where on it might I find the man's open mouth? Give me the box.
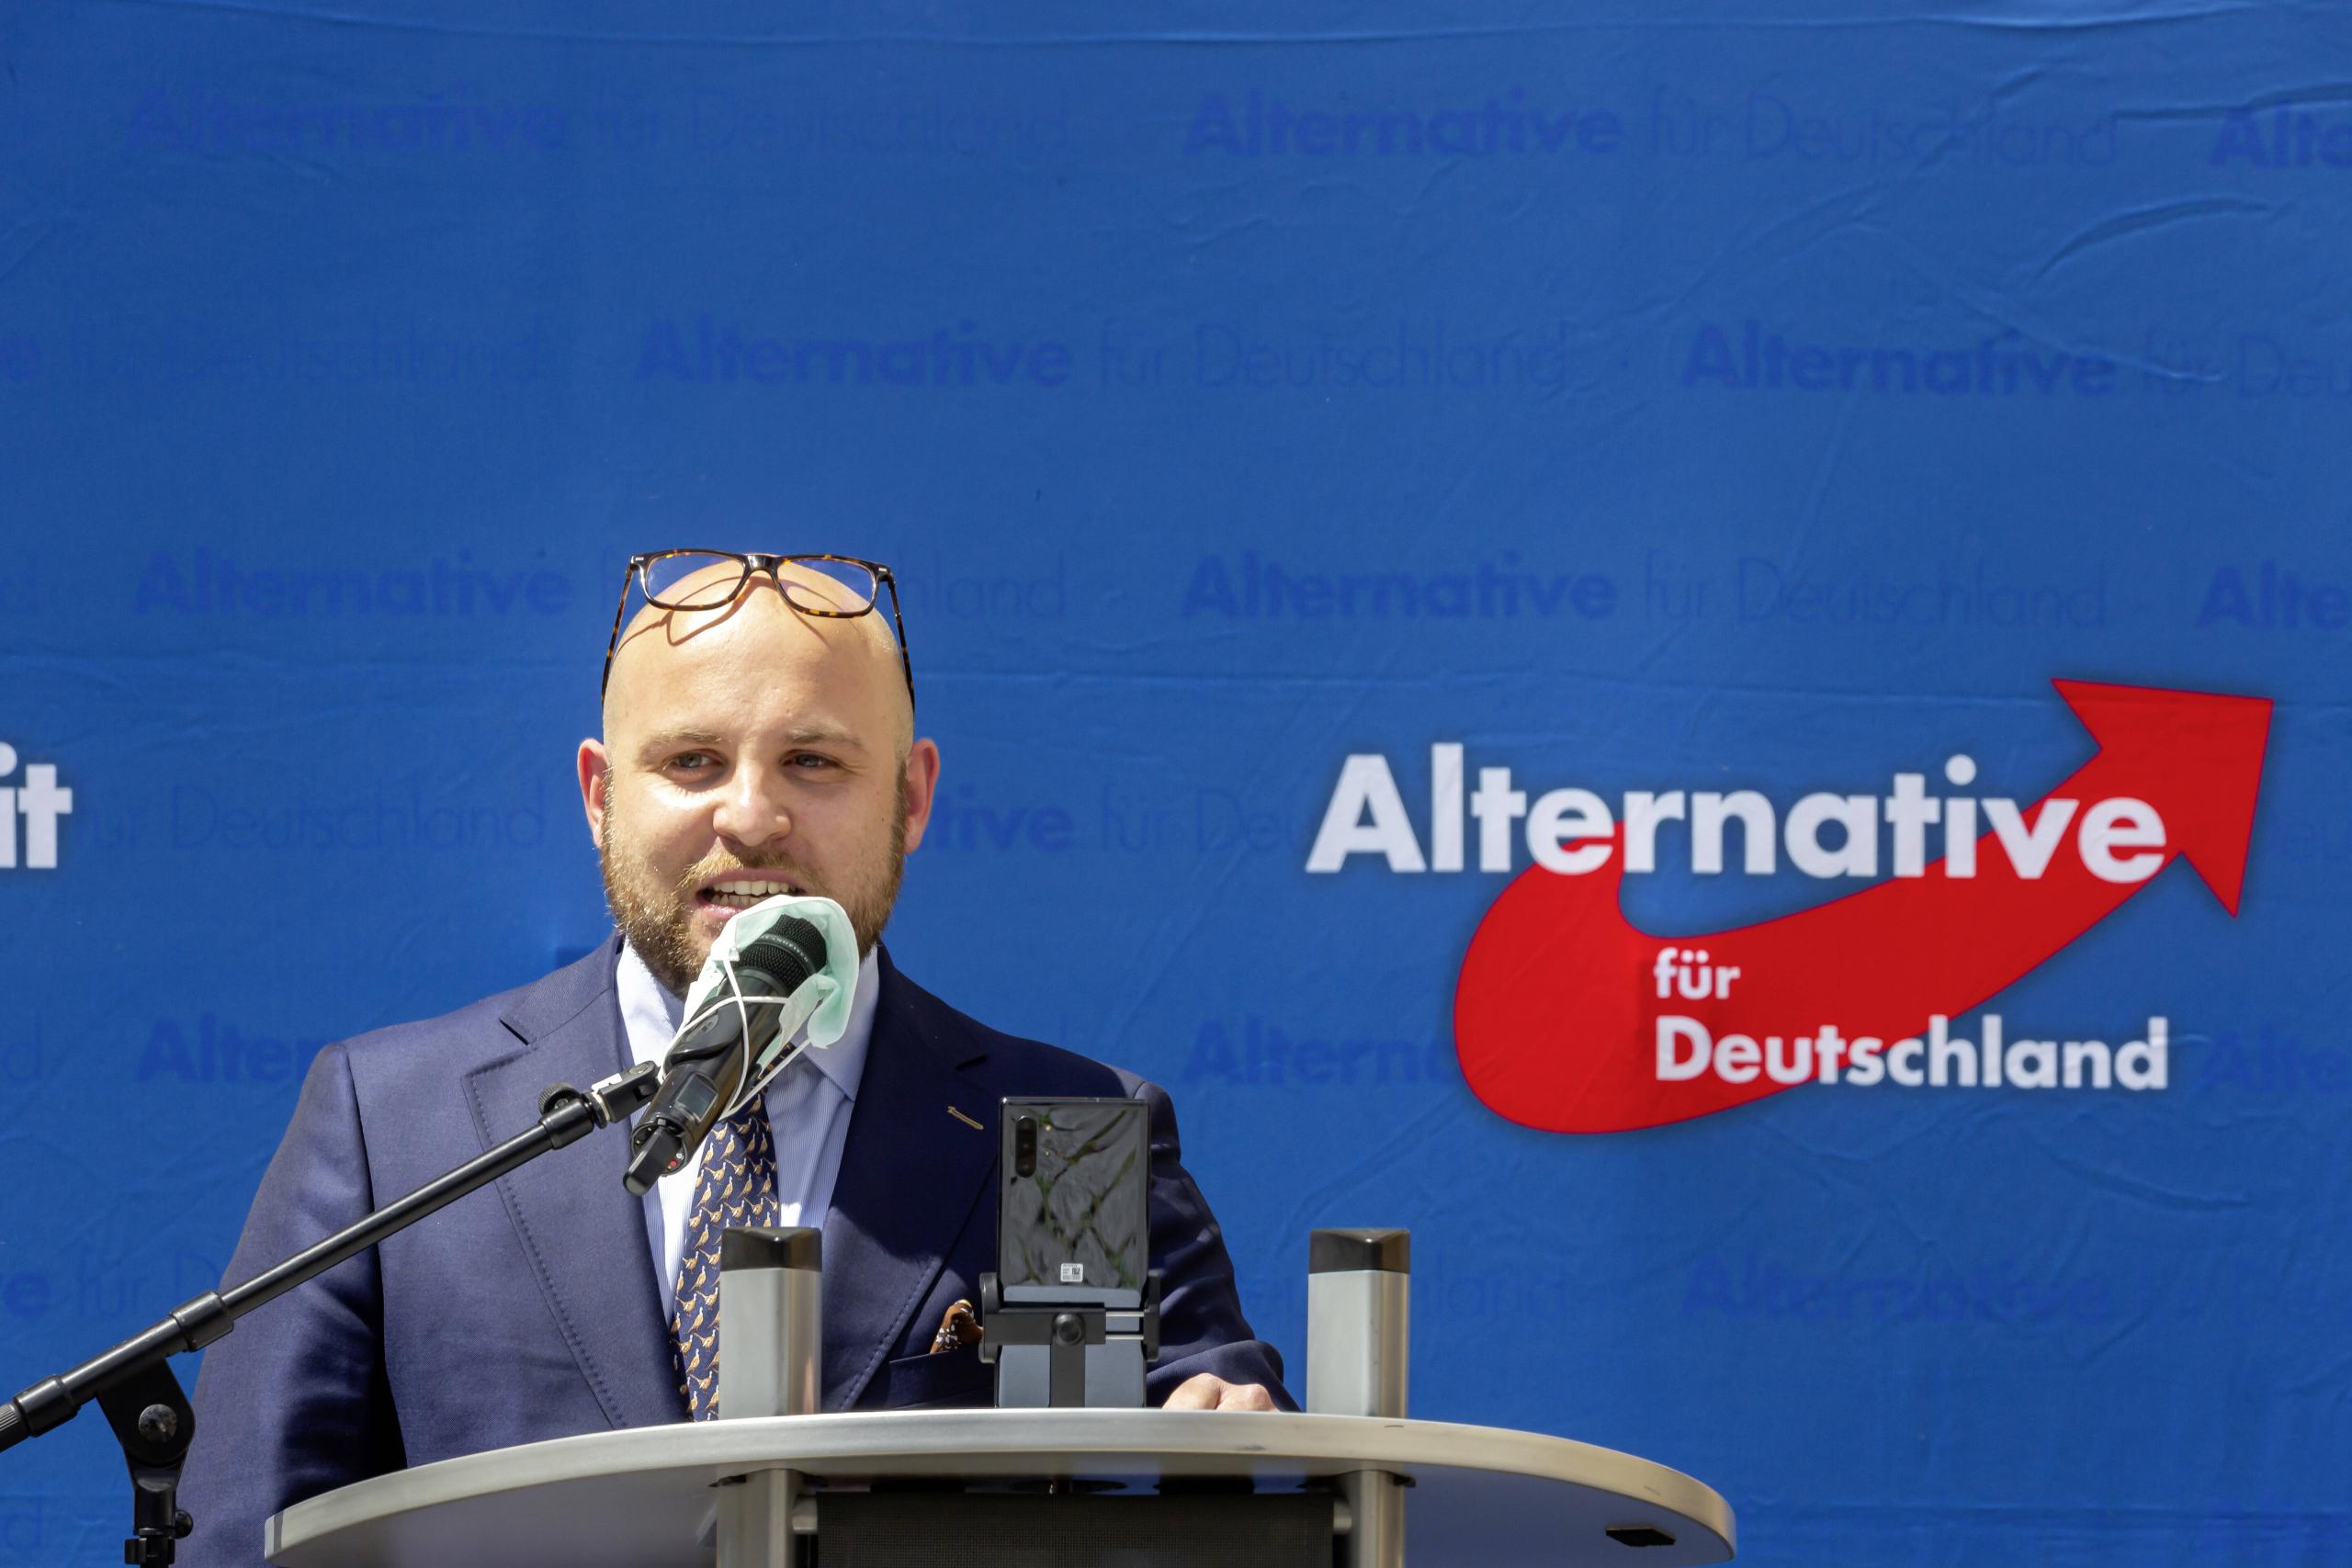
[696,877,808,912]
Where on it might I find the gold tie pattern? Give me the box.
[669,1098,781,1419]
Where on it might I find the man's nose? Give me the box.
[711,763,792,851]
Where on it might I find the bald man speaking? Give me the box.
[179,552,1285,1566]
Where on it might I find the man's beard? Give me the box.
[597,775,908,998]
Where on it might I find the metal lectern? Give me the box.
[264,1227,1736,1568]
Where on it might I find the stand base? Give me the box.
[992,1340,1148,1409]
[978,1271,1163,1409]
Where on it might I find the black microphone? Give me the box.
[622,916,829,1197]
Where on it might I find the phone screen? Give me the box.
[998,1097,1149,1307]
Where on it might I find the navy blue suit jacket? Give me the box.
[179,940,1288,1566]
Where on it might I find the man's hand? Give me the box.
[1163,1373,1278,1411]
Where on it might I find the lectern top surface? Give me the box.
[267,1408,1736,1568]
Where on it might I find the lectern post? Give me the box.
[1306,1228,1410,1568]
[713,1226,821,1568]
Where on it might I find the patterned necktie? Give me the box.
[670,1097,781,1419]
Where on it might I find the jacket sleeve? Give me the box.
[179,1043,405,1568]
[1133,1078,1298,1410]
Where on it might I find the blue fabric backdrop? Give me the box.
[3,2,2347,1562]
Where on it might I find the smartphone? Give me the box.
[998,1097,1149,1307]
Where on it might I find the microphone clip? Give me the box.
[538,1063,661,1128]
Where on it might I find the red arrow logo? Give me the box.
[1452,681,2271,1133]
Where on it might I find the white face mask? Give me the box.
[677,893,863,1118]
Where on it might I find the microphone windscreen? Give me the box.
[734,916,828,992]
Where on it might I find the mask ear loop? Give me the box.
[717,953,756,1116]
[735,973,831,1110]
[698,947,827,1117]
[724,953,753,1060]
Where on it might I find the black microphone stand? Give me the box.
[0,1062,658,1566]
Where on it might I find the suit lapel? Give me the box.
[820,951,999,1409]
[465,938,684,1431]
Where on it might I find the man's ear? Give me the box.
[900,738,943,853]
[577,738,609,848]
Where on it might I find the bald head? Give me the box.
[580,558,938,988]
[603,561,913,759]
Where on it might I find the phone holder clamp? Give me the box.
[977,1269,1162,1409]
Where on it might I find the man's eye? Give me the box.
[787,753,836,771]
[670,751,718,772]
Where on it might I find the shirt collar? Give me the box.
[615,938,879,1104]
